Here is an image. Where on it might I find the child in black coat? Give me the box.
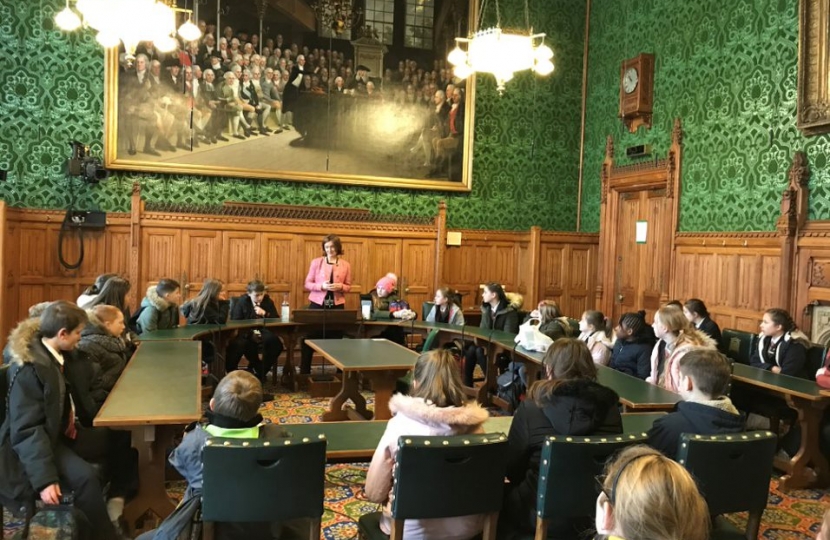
[609,310,656,380]
[648,348,744,459]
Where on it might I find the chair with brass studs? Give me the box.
[201,435,327,540]
[677,431,777,540]
[530,432,650,540]
[358,433,509,540]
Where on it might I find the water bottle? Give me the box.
[281,292,290,322]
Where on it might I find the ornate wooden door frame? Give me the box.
[596,118,683,317]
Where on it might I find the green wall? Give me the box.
[582,0,830,233]
[0,0,584,231]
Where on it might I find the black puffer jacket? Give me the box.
[0,319,72,507]
[610,333,656,380]
[76,322,129,411]
[502,379,623,534]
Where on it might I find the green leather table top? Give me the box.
[94,341,202,427]
[278,413,662,460]
[305,338,418,371]
[732,363,827,401]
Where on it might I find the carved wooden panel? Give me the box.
[141,228,181,284]
[340,238,369,308]
[401,239,435,312]
[368,239,402,287]
[260,234,296,301]
[106,229,131,278]
[181,230,222,299]
[18,226,49,279]
[541,246,564,295]
[18,285,46,321]
[567,246,593,317]
[222,232,259,292]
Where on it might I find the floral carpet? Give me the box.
[3,383,830,539]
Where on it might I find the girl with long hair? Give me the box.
[180,279,230,325]
[426,287,465,326]
[683,298,722,343]
[749,308,811,378]
[578,310,613,365]
[365,349,489,539]
[648,305,717,392]
[77,273,117,307]
[502,339,622,536]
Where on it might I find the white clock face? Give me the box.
[623,67,639,94]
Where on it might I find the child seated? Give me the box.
[364,349,489,539]
[137,371,309,540]
[595,445,709,540]
[135,279,181,334]
[647,348,744,459]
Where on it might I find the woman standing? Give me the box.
[301,234,352,374]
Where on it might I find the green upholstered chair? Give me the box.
[720,329,757,365]
[806,344,827,380]
[201,435,327,540]
[358,433,508,540]
[532,432,649,540]
[677,431,777,540]
[421,301,435,322]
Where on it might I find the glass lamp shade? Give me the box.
[178,19,201,42]
[55,7,82,31]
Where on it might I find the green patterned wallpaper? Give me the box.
[0,0,584,231]
[582,0,830,233]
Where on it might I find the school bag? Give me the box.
[127,305,146,333]
[497,361,527,411]
[11,503,89,540]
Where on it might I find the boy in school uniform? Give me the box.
[647,348,745,459]
[0,301,118,540]
[137,370,310,540]
[135,279,181,334]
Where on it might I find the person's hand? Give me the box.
[254,306,266,317]
[329,283,343,292]
[771,366,782,374]
[40,483,61,505]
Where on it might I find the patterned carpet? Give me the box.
[3,382,830,539]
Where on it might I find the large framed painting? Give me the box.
[103,0,476,191]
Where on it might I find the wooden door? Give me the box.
[401,239,435,314]
[611,189,672,322]
[598,121,683,324]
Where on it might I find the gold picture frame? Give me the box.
[797,0,830,135]
[103,1,476,192]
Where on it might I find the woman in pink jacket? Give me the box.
[300,234,352,373]
[364,349,489,539]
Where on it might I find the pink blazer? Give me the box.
[304,256,352,306]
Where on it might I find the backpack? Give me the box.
[127,305,146,334]
[497,361,527,411]
[11,504,88,540]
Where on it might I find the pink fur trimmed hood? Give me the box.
[389,394,489,433]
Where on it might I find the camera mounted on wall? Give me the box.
[68,141,109,183]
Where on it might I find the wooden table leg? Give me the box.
[123,425,177,533]
[322,371,371,421]
[776,396,830,490]
[364,370,407,421]
[281,331,296,391]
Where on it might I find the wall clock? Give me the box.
[620,53,655,133]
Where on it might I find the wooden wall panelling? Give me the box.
[260,233,298,307]
[540,244,565,306]
[181,230,222,300]
[367,239,402,292]
[672,234,780,333]
[793,223,830,333]
[222,231,260,295]
[537,233,599,320]
[401,239,435,312]
[566,244,594,318]
[141,227,182,288]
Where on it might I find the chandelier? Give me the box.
[55,0,202,59]
[447,0,553,94]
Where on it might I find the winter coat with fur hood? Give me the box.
[479,297,521,334]
[75,314,128,410]
[136,285,180,334]
[647,332,717,392]
[502,379,623,534]
[0,319,73,508]
[364,394,489,540]
[750,330,811,379]
[578,330,613,365]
